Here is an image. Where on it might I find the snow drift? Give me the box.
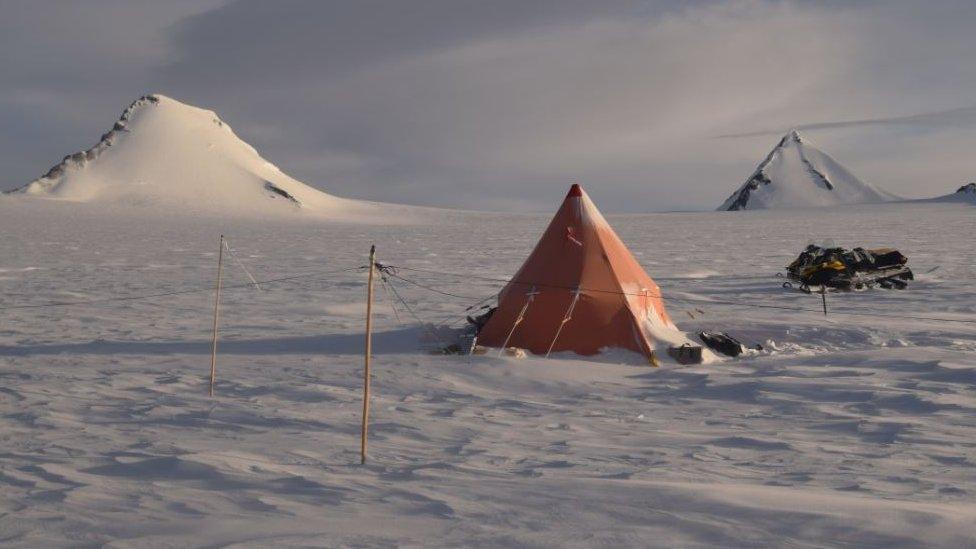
[6,94,383,219]
[719,130,900,211]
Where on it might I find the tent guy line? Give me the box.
[374,262,487,301]
[223,237,263,291]
[0,265,367,311]
[380,265,976,326]
[377,269,451,347]
[0,249,972,327]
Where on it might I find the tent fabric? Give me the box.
[478,183,678,359]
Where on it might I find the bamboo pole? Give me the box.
[821,286,828,316]
[209,235,225,397]
[360,245,377,464]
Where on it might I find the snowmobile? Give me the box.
[784,244,913,291]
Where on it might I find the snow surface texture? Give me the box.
[719,131,901,211]
[1,200,975,547]
[6,94,400,221]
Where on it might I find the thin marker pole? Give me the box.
[361,245,377,464]
[209,235,225,397]
[821,286,828,316]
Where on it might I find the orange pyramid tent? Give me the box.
[478,183,693,362]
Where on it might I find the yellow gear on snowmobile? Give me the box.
[801,260,845,278]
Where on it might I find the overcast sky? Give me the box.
[2,0,975,211]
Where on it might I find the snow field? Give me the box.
[0,200,974,546]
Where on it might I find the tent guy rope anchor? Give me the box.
[546,286,582,358]
[498,286,538,356]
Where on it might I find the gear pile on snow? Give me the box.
[785,245,913,291]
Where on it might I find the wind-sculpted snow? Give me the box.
[720,131,901,211]
[0,201,974,546]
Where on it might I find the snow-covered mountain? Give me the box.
[718,130,900,211]
[6,94,381,219]
[928,182,976,204]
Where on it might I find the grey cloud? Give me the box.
[0,0,225,192]
[162,0,672,84]
[3,0,976,209]
[155,0,868,210]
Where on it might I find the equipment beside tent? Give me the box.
[785,244,913,291]
[698,332,746,357]
[667,344,704,365]
[476,184,704,365]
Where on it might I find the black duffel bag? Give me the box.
[698,331,746,357]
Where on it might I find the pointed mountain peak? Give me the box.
[6,94,380,219]
[718,132,899,211]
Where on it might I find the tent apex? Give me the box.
[568,183,583,197]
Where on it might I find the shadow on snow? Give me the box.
[0,327,422,357]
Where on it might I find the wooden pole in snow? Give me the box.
[821,286,828,316]
[209,235,225,397]
[360,245,376,464]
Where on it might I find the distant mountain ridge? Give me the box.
[925,182,976,204]
[719,130,900,211]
